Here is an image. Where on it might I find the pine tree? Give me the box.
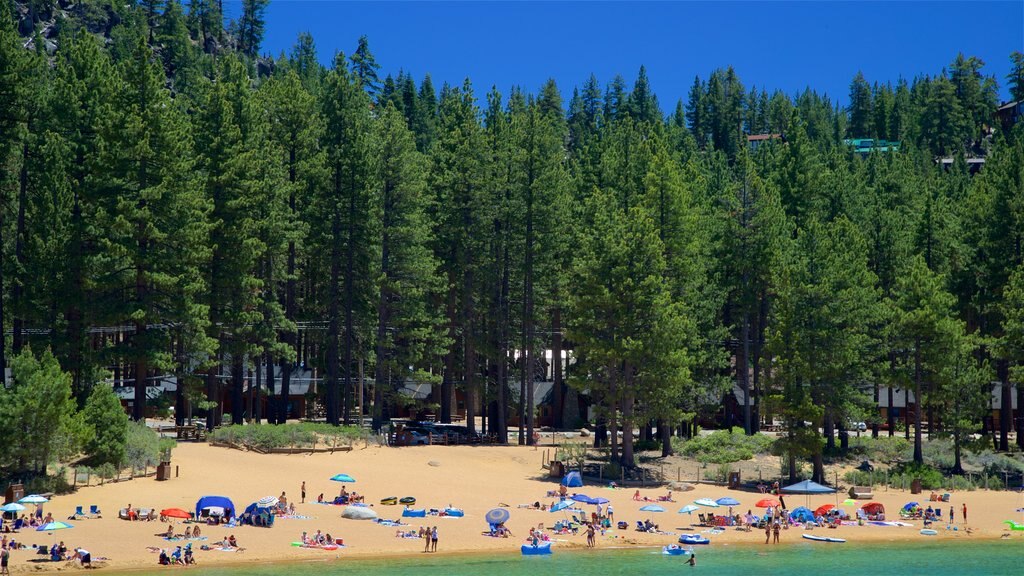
[847,71,873,138]
[369,104,447,431]
[1008,51,1024,103]
[92,35,211,420]
[237,0,269,57]
[317,54,375,425]
[350,35,381,96]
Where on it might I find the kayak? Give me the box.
[802,534,846,543]
[678,534,710,545]
[662,545,693,555]
[521,542,552,555]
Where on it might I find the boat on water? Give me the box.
[802,533,846,543]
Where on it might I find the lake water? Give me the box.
[185,540,1023,576]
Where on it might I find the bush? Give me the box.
[893,462,945,490]
[25,471,73,495]
[208,423,367,451]
[555,442,589,471]
[674,428,774,464]
[633,439,660,452]
[846,436,910,464]
[124,421,162,470]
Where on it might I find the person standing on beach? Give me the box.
[764,521,771,544]
[962,503,967,524]
[1,546,10,575]
[607,504,614,522]
[301,482,306,504]
[586,523,596,548]
[423,527,431,552]
[431,526,438,552]
[772,521,780,543]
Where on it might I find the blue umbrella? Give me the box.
[571,494,596,505]
[592,497,610,505]
[485,508,510,525]
[716,497,740,506]
[694,498,719,507]
[902,502,920,511]
[18,495,48,504]
[639,504,665,513]
[330,473,356,483]
[0,503,25,513]
[549,500,573,513]
[678,504,700,514]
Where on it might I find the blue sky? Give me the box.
[226,1,1024,107]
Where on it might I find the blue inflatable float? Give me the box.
[678,534,710,545]
[521,542,552,555]
[402,508,426,518]
[443,508,464,517]
[662,545,692,556]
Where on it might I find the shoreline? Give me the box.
[8,442,1022,574]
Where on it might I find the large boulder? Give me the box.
[341,505,379,520]
[668,482,696,492]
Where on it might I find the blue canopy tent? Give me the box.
[241,501,275,527]
[781,480,835,494]
[195,496,236,521]
[561,471,583,487]
[781,479,836,508]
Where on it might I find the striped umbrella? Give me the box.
[485,508,510,525]
[694,498,720,507]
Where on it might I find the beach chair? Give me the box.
[74,506,84,518]
[118,508,129,520]
[697,513,707,526]
[89,505,101,517]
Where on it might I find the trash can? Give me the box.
[910,478,922,494]
[550,461,564,478]
[157,462,172,481]
[4,483,24,504]
[728,471,741,488]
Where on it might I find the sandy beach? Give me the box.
[5,440,1023,573]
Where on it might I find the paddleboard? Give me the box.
[802,534,846,543]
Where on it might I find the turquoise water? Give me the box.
[183,540,1023,576]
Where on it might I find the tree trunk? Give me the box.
[343,181,357,426]
[741,307,751,434]
[372,193,392,433]
[998,360,1011,452]
[325,203,342,426]
[621,369,635,468]
[265,351,275,423]
[551,307,563,429]
[1016,376,1024,451]
[812,450,824,484]
[175,335,186,427]
[231,354,244,424]
[659,420,672,457]
[824,410,835,452]
[12,140,29,354]
[440,285,456,423]
[913,344,923,463]
[952,430,963,474]
[887,382,895,437]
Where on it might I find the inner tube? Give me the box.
[920,529,937,536]
[662,545,689,556]
[399,497,416,505]
[521,542,552,555]
[380,497,398,505]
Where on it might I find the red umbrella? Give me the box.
[755,498,780,508]
[815,504,835,516]
[160,508,192,519]
[861,502,885,514]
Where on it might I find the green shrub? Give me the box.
[633,439,660,452]
[208,423,367,450]
[82,383,129,467]
[25,471,73,495]
[675,428,773,464]
[846,436,910,464]
[124,421,162,469]
[894,462,944,490]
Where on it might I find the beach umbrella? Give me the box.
[755,498,780,508]
[678,505,700,515]
[571,494,596,504]
[694,498,719,507]
[256,496,279,508]
[592,497,610,505]
[841,499,857,506]
[485,508,510,525]
[902,502,919,511]
[330,473,356,483]
[639,505,665,513]
[780,480,835,494]
[19,495,48,504]
[861,502,885,514]
[160,508,192,519]
[36,521,73,532]
[0,503,25,513]
[549,500,573,513]
[815,504,835,516]
[716,497,740,506]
